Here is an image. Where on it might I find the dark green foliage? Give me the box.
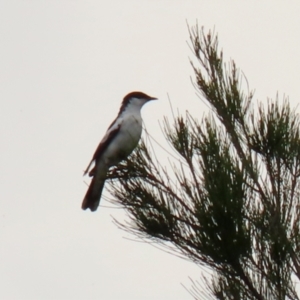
[108,25,300,300]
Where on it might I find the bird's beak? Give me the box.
[149,96,158,101]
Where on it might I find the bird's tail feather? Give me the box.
[82,170,106,211]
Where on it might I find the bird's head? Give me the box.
[119,91,157,113]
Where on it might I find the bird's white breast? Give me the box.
[103,109,143,167]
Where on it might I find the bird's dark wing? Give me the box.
[83,117,122,176]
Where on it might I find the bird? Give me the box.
[82,91,157,211]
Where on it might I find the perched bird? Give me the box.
[82,91,157,211]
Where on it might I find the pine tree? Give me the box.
[108,25,300,300]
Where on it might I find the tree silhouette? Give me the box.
[108,25,300,300]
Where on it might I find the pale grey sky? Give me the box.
[1,1,300,300]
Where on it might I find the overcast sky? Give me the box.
[1,1,300,300]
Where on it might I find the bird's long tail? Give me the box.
[82,167,107,212]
